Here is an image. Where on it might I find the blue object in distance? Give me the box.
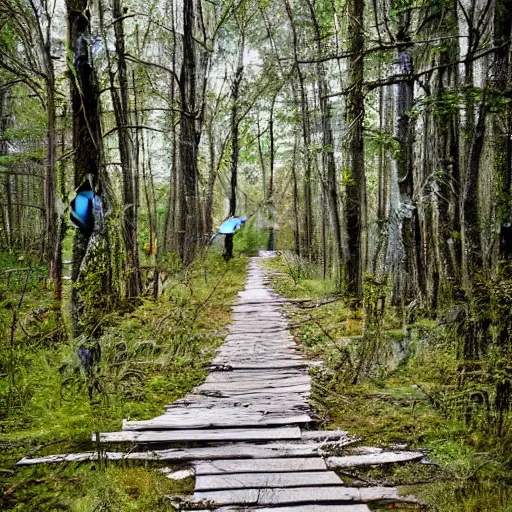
[218,217,247,234]
[70,181,95,233]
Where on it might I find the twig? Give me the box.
[192,268,230,324]
[297,296,343,309]
[8,268,31,412]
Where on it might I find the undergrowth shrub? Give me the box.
[1,251,248,510]
[233,221,267,255]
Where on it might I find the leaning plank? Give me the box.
[122,413,311,430]
[327,451,424,468]
[17,453,106,465]
[190,486,416,506]
[94,426,301,443]
[193,457,327,475]
[18,441,356,466]
[195,471,343,491]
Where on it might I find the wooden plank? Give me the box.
[327,451,424,468]
[94,426,302,443]
[194,457,327,475]
[191,486,416,506]
[197,384,311,395]
[302,431,349,441]
[189,505,371,512]
[197,379,310,392]
[18,441,357,465]
[239,506,370,512]
[206,369,305,378]
[210,362,313,370]
[122,413,311,430]
[195,471,343,491]
[167,397,310,410]
[204,373,308,383]
[201,374,310,385]
[167,396,310,409]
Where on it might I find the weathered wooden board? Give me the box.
[327,451,424,468]
[18,440,360,466]
[194,457,327,475]
[122,413,311,430]
[210,362,314,370]
[198,379,310,392]
[168,394,310,407]
[191,486,416,506]
[197,385,311,396]
[302,431,349,441]
[202,374,310,385]
[167,397,310,411]
[195,471,343,491]
[188,505,371,512]
[205,371,307,383]
[94,426,302,443]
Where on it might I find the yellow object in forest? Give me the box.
[143,237,157,255]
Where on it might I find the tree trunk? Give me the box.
[283,0,314,261]
[111,0,142,298]
[494,0,512,259]
[345,0,366,298]
[305,0,343,287]
[225,56,243,261]
[179,0,201,263]
[267,94,276,251]
[0,88,12,250]
[66,0,111,338]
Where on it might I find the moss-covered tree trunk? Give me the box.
[66,0,113,339]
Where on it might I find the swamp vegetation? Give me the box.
[2,0,512,509]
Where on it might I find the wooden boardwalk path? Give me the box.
[19,257,420,510]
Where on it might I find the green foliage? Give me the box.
[265,254,337,299]
[0,252,248,510]
[233,221,267,255]
[1,463,191,511]
[264,255,512,510]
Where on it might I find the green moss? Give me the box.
[0,252,248,510]
[264,254,512,511]
[2,463,191,511]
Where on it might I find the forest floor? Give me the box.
[1,251,512,510]
[263,255,512,512]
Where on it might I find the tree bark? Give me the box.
[345,0,366,298]
[305,0,344,287]
[224,53,243,260]
[110,0,142,298]
[178,0,202,263]
[66,0,110,337]
[283,0,314,261]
